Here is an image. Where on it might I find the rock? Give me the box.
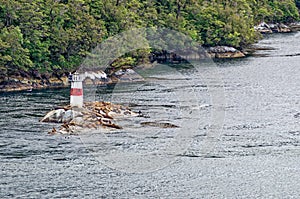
[254,22,292,34]
[48,77,63,87]
[48,127,57,135]
[31,70,42,79]
[289,22,300,32]
[140,121,179,128]
[19,78,31,85]
[41,72,52,80]
[207,46,245,58]
[269,24,280,33]
[19,70,31,78]
[254,22,273,34]
[60,76,69,86]
[0,79,32,92]
[84,71,107,80]
[278,23,291,33]
[40,109,65,123]
[69,117,85,126]
[108,109,139,118]
[0,68,144,92]
[208,46,237,53]
[41,101,138,134]
[82,71,108,85]
[62,110,74,123]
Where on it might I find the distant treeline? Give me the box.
[0,0,299,77]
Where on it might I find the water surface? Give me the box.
[1,32,300,198]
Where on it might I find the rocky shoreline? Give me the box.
[0,69,144,93]
[254,22,300,34]
[0,75,69,92]
[1,22,299,93]
[207,46,245,58]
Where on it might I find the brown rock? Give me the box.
[48,77,63,86]
[215,51,245,58]
[208,46,245,58]
[48,127,57,135]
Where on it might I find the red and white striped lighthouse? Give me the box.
[70,72,83,108]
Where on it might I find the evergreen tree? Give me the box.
[0,0,299,76]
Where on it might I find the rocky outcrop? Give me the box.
[82,69,144,85]
[41,101,139,134]
[140,122,179,128]
[254,22,293,34]
[207,46,245,58]
[42,101,181,135]
[289,22,300,32]
[82,70,108,85]
[0,71,69,92]
[0,69,146,92]
[0,80,32,92]
[254,22,273,33]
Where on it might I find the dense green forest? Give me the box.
[0,0,299,78]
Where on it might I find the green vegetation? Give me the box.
[0,0,299,77]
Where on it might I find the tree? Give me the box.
[0,26,33,75]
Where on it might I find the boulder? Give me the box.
[60,76,69,86]
[82,71,108,85]
[269,24,280,33]
[278,23,291,33]
[62,110,74,123]
[69,117,85,126]
[289,22,300,32]
[207,46,245,58]
[40,109,65,123]
[254,22,292,34]
[140,121,179,128]
[254,22,273,34]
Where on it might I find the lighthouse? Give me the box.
[70,72,83,108]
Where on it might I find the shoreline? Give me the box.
[0,69,145,93]
[1,22,299,93]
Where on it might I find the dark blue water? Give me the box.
[1,32,300,198]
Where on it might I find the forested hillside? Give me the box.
[0,0,299,78]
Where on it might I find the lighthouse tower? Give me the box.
[70,72,83,108]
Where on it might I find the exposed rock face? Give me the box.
[254,22,292,34]
[0,69,145,92]
[40,109,66,123]
[0,71,108,92]
[40,109,84,123]
[207,46,245,58]
[0,80,32,92]
[277,23,291,33]
[255,22,273,33]
[0,72,69,92]
[289,22,300,31]
[48,77,69,87]
[41,101,139,134]
[82,71,108,85]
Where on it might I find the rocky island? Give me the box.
[41,101,139,134]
